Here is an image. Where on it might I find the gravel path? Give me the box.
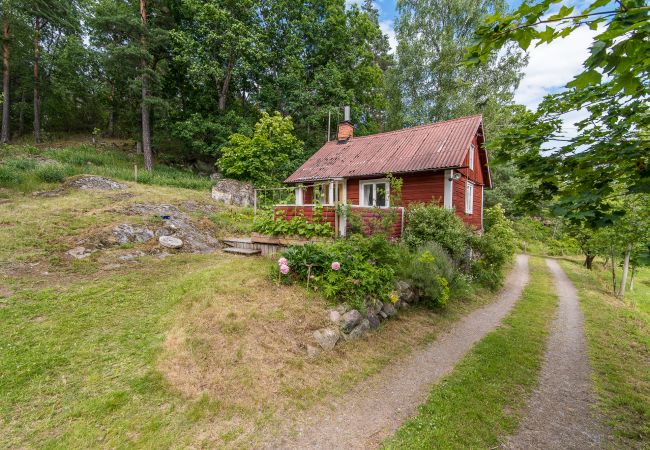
[503,258,604,449]
[263,254,530,450]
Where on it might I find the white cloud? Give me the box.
[514,25,599,109]
[379,19,397,53]
[515,25,602,143]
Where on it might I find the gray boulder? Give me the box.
[159,235,183,249]
[328,309,341,324]
[112,224,154,244]
[69,176,125,190]
[211,178,255,207]
[396,280,416,303]
[313,327,340,351]
[382,302,397,317]
[367,312,381,329]
[340,309,362,333]
[67,246,92,259]
[345,319,370,341]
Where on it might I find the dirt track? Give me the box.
[503,259,604,449]
[262,254,530,450]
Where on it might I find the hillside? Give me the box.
[0,145,492,448]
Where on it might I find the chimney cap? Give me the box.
[343,106,350,122]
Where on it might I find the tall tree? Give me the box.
[24,0,79,142]
[395,0,525,128]
[467,0,649,226]
[1,9,9,143]
[140,0,152,170]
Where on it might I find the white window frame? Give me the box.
[465,181,474,215]
[469,143,475,171]
[359,178,390,208]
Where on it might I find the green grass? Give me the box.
[560,259,650,448]
[383,256,558,449]
[0,143,212,192]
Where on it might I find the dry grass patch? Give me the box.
[157,260,496,447]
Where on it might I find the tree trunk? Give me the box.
[618,244,631,297]
[140,0,152,170]
[17,87,24,136]
[107,82,115,136]
[1,19,9,144]
[33,18,41,143]
[602,256,609,268]
[610,248,617,295]
[584,254,595,270]
[629,265,636,292]
[218,55,234,111]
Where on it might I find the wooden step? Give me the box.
[223,247,261,256]
[222,237,252,246]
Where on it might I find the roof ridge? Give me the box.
[346,114,483,142]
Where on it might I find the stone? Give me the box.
[313,327,339,351]
[68,176,126,190]
[306,344,321,359]
[119,203,221,254]
[345,319,370,341]
[67,246,92,259]
[155,226,175,237]
[112,224,154,245]
[211,178,255,207]
[335,304,347,315]
[159,235,183,249]
[396,280,416,303]
[382,301,397,317]
[119,251,145,261]
[379,311,388,319]
[340,309,362,333]
[210,172,223,181]
[367,312,381,329]
[328,310,341,324]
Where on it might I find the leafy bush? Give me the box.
[0,164,23,187]
[280,235,396,310]
[471,205,517,289]
[253,215,333,238]
[4,158,37,172]
[35,164,67,183]
[403,203,471,261]
[395,242,455,308]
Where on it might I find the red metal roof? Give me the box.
[286,114,484,183]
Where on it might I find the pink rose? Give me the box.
[280,264,290,275]
[278,257,288,266]
[331,261,341,271]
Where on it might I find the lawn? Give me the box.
[383,256,558,449]
[560,259,650,448]
[0,172,504,448]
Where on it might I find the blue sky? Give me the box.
[349,0,598,136]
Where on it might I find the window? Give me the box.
[465,181,474,214]
[360,179,389,207]
[469,143,475,171]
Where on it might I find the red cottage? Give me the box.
[274,111,492,238]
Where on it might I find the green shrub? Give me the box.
[0,165,23,187]
[403,203,471,261]
[396,242,455,308]
[4,158,37,172]
[471,205,517,289]
[280,235,397,310]
[253,212,333,238]
[35,164,67,183]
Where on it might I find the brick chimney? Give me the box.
[337,106,353,142]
